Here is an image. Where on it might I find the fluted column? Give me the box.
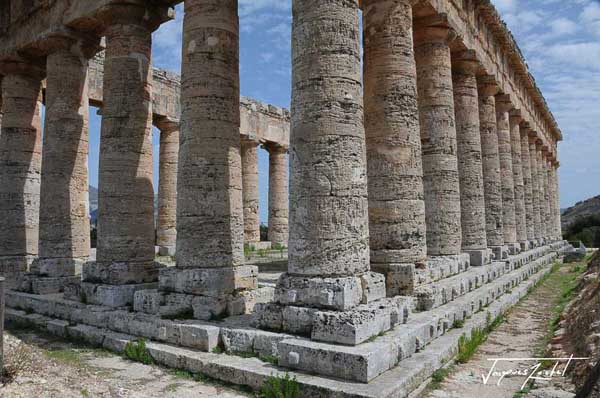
[509,111,527,250]
[31,39,93,293]
[553,161,562,240]
[520,126,535,245]
[156,120,179,257]
[478,77,506,259]
[415,23,462,256]
[82,5,164,304]
[496,95,518,253]
[536,144,548,241]
[0,62,43,288]
[241,138,260,244]
[364,0,428,285]
[266,143,288,247]
[529,137,543,243]
[542,150,552,240]
[452,51,490,266]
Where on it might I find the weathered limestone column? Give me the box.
[546,156,557,241]
[552,161,563,240]
[78,5,165,307]
[0,277,4,371]
[415,23,462,257]
[542,150,552,241]
[28,39,93,294]
[529,137,543,244]
[266,143,288,248]
[241,138,260,244]
[156,120,179,257]
[509,111,528,250]
[156,0,257,321]
[451,51,491,266]
[536,144,548,241]
[258,0,390,346]
[495,94,518,254]
[0,62,43,288]
[363,0,428,293]
[478,77,507,260]
[520,126,536,246]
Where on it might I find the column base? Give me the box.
[64,281,158,308]
[30,257,85,277]
[158,246,176,257]
[490,245,509,261]
[464,249,493,266]
[520,241,532,252]
[0,255,36,289]
[16,274,82,295]
[82,260,161,285]
[506,243,521,255]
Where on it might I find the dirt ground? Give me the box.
[423,264,581,398]
[0,329,252,398]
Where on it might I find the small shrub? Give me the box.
[452,319,465,329]
[259,373,300,398]
[0,342,35,383]
[124,338,153,365]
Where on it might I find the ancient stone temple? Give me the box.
[0,1,570,396]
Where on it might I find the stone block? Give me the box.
[180,324,220,352]
[67,324,105,346]
[255,303,283,331]
[76,282,158,308]
[30,276,81,295]
[228,290,256,316]
[159,265,258,296]
[360,272,386,304]
[221,328,258,354]
[46,319,70,337]
[191,295,228,321]
[30,258,85,277]
[274,274,362,311]
[82,261,160,285]
[491,245,509,261]
[464,249,493,266]
[372,263,416,296]
[158,246,176,257]
[282,306,317,336]
[103,331,134,353]
[253,331,294,358]
[311,302,392,345]
[133,289,164,314]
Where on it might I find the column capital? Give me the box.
[509,109,523,124]
[0,57,44,80]
[25,31,101,60]
[97,3,174,32]
[413,18,456,46]
[477,75,499,97]
[264,142,288,154]
[495,94,513,113]
[452,50,480,75]
[361,0,420,8]
[155,117,180,134]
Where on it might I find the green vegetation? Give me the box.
[456,313,505,364]
[124,338,153,365]
[258,373,300,398]
[452,319,465,329]
[563,214,600,247]
[428,367,453,390]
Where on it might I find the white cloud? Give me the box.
[581,2,600,36]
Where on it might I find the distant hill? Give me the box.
[562,195,600,229]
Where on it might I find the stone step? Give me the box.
[5,253,556,398]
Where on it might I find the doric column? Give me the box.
[28,38,95,294]
[495,94,518,254]
[520,125,536,245]
[542,150,552,240]
[258,1,389,346]
[415,23,462,257]
[159,0,256,321]
[241,137,260,244]
[451,51,491,266]
[364,0,428,288]
[477,77,507,260]
[80,5,166,306]
[0,61,44,288]
[156,120,179,257]
[266,143,288,248]
[553,161,562,240]
[529,137,543,243]
[536,143,548,241]
[509,111,528,250]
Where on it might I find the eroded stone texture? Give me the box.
[509,112,527,247]
[520,127,535,243]
[451,52,487,252]
[529,138,543,242]
[542,153,552,240]
[495,94,517,248]
[288,0,369,277]
[0,65,43,287]
[477,78,504,249]
[35,41,92,285]
[363,0,427,270]
[536,144,548,240]
[241,138,260,244]
[177,0,244,269]
[415,24,462,256]
[551,162,562,240]
[94,5,159,285]
[266,143,288,247]
[156,120,179,257]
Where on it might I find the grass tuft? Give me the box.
[124,338,153,365]
[259,373,300,398]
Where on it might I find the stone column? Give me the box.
[542,150,552,241]
[0,62,43,288]
[451,51,491,266]
[156,120,179,257]
[79,5,165,307]
[158,0,256,321]
[477,77,507,260]
[415,23,462,257]
[363,0,428,291]
[258,0,389,346]
[495,94,518,254]
[536,143,548,241]
[553,161,562,240]
[0,277,4,371]
[266,143,288,248]
[529,137,543,244]
[241,138,260,245]
[520,126,536,246]
[28,39,93,294]
[509,111,528,250]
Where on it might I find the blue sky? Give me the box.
[86,0,599,224]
